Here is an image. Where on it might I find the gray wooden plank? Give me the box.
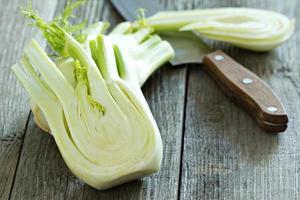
[0,0,58,199]
[140,65,187,200]
[180,0,300,199]
[10,115,77,200]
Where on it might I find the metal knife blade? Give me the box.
[160,32,212,65]
[111,0,164,20]
[110,0,288,132]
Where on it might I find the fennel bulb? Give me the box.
[30,21,174,134]
[12,32,163,189]
[13,2,175,189]
[147,8,294,51]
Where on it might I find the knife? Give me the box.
[110,0,288,132]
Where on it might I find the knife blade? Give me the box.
[110,0,288,132]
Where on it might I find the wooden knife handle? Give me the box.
[203,50,288,132]
[257,120,287,133]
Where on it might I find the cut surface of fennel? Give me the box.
[31,21,174,133]
[147,7,294,51]
[12,34,163,189]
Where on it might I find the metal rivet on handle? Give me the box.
[267,106,278,113]
[214,55,224,61]
[242,78,253,85]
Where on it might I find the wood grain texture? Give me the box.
[10,115,77,200]
[0,0,58,199]
[180,0,300,199]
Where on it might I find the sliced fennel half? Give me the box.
[147,7,294,51]
[31,21,174,134]
[12,32,163,189]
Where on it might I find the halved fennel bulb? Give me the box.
[31,22,174,134]
[147,8,294,51]
[12,34,163,189]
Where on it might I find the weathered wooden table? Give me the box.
[0,0,299,199]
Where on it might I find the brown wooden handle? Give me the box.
[203,50,288,132]
[257,120,287,133]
